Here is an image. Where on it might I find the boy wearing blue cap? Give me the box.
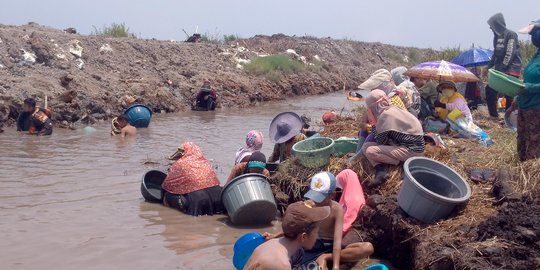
[304,172,374,270]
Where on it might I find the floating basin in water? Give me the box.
[292,137,334,168]
[221,173,277,225]
[140,170,166,203]
[398,157,471,223]
[233,232,264,270]
[124,104,152,128]
[364,264,389,270]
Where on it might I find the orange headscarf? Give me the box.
[162,142,220,195]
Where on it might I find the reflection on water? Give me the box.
[0,92,371,269]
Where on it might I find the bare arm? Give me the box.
[120,128,127,138]
[331,203,344,269]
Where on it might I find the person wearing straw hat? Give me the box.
[514,18,540,161]
[268,112,306,163]
[433,81,473,122]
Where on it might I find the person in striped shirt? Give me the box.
[360,90,425,188]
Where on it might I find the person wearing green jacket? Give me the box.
[516,19,540,161]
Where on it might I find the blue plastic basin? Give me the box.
[364,264,389,270]
[233,232,265,270]
[124,104,152,128]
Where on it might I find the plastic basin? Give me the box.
[124,104,152,128]
[221,173,277,225]
[333,137,358,157]
[233,232,265,270]
[487,69,524,98]
[398,157,471,223]
[364,264,389,270]
[140,170,166,203]
[292,137,335,168]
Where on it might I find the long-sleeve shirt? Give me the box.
[374,130,425,153]
[445,97,473,121]
[518,52,540,110]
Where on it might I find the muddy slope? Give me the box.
[0,23,421,128]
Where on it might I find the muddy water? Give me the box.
[0,92,383,270]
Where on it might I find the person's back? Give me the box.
[244,239,293,270]
[114,115,136,138]
[245,201,330,270]
[316,200,341,241]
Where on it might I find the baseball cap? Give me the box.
[358,69,392,90]
[518,19,540,34]
[282,201,331,237]
[304,172,337,203]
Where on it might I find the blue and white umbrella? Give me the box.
[452,48,493,67]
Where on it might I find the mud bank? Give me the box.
[269,110,540,270]
[0,23,425,129]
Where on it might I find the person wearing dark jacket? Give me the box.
[486,13,522,118]
[194,80,217,110]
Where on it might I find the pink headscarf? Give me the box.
[336,169,366,235]
[235,130,264,164]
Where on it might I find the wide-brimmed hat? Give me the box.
[519,18,540,34]
[269,112,303,143]
[436,81,458,93]
[358,69,391,90]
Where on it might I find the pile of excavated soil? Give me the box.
[270,109,540,270]
[0,23,424,129]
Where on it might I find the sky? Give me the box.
[1,0,539,49]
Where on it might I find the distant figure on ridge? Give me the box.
[193,80,217,111]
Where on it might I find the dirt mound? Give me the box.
[0,23,423,128]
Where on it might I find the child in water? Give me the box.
[244,201,330,270]
[112,115,136,138]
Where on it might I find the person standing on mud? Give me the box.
[194,80,217,110]
[514,18,540,161]
[20,98,53,136]
[486,13,522,119]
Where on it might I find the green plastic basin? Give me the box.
[487,69,524,98]
[333,137,359,157]
[292,137,334,168]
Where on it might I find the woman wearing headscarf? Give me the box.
[235,130,264,164]
[433,81,473,122]
[435,81,494,145]
[361,90,425,188]
[162,142,224,216]
[227,151,270,183]
[515,19,540,161]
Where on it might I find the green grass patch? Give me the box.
[244,55,305,81]
[92,22,136,38]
